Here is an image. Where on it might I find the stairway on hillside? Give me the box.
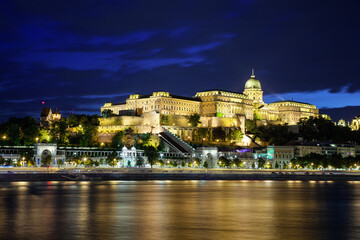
[159,127,195,154]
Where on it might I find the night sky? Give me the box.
[1,0,359,123]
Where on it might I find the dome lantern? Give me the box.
[245,69,261,90]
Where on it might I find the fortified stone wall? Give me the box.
[98,112,246,143]
[161,114,245,132]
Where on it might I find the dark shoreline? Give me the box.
[2,172,360,182]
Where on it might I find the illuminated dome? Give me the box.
[244,70,261,89]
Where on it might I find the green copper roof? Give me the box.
[245,76,261,89]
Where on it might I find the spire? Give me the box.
[251,68,255,78]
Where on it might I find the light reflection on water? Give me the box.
[0,181,360,240]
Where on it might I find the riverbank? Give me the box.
[1,168,360,181]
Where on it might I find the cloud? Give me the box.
[12,51,128,71]
[170,27,190,37]
[88,30,159,45]
[182,42,223,54]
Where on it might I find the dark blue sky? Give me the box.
[1,0,359,122]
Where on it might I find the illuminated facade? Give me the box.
[100,71,319,135]
[269,101,318,125]
[40,108,61,128]
[351,116,360,131]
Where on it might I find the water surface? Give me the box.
[0,180,359,240]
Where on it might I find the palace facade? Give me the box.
[100,71,319,132]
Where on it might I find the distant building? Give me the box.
[40,108,61,128]
[267,145,295,169]
[351,116,360,131]
[52,108,61,121]
[337,119,347,127]
[320,114,331,120]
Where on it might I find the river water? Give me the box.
[0,180,360,240]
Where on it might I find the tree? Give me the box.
[102,109,116,117]
[253,111,261,120]
[257,158,266,169]
[160,115,170,125]
[144,146,158,168]
[6,124,21,145]
[80,119,99,146]
[57,159,64,168]
[136,157,145,167]
[181,161,186,168]
[230,129,243,141]
[275,162,279,169]
[171,161,178,168]
[67,114,100,146]
[188,114,201,127]
[84,158,94,167]
[193,158,202,168]
[106,151,119,167]
[20,149,34,167]
[111,131,124,148]
[0,117,39,145]
[233,158,242,168]
[41,154,52,167]
[138,133,151,147]
[203,161,209,168]
[245,119,258,134]
[16,160,22,167]
[158,160,165,167]
[197,128,209,142]
[157,139,165,151]
[39,129,50,142]
[218,156,232,168]
[123,134,135,148]
[0,156,5,165]
[50,119,68,143]
[66,114,79,127]
[212,127,226,141]
[72,158,82,167]
[4,159,13,166]
[20,117,39,145]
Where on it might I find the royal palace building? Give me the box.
[100,71,319,139]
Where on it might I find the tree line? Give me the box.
[246,116,360,145]
[0,114,100,147]
[290,153,360,170]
